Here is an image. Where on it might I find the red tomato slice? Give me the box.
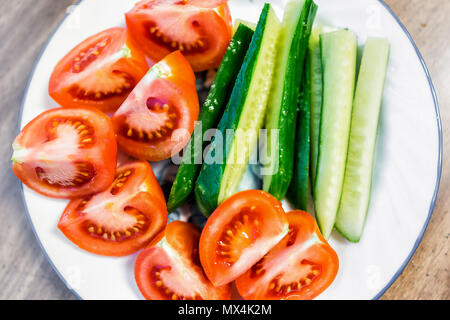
[112,51,199,161]
[12,107,117,198]
[49,27,149,113]
[125,0,232,72]
[235,211,339,300]
[58,161,167,257]
[135,221,231,300]
[199,190,289,287]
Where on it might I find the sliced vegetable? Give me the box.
[125,0,232,72]
[112,51,199,162]
[135,221,231,300]
[167,24,254,212]
[308,27,323,186]
[235,211,339,300]
[335,38,390,242]
[49,27,149,113]
[58,161,168,256]
[314,30,357,239]
[199,190,289,286]
[12,107,117,198]
[232,19,256,34]
[287,55,311,210]
[195,4,281,216]
[263,0,317,200]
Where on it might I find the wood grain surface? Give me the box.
[0,0,447,300]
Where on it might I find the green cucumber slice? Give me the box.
[335,37,390,242]
[308,27,323,187]
[309,25,335,189]
[195,4,281,216]
[167,24,254,212]
[263,0,317,200]
[314,30,357,239]
[287,54,311,210]
[233,19,256,34]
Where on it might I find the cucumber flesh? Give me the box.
[195,4,281,216]
[218,5,280,204]
[314,30,357,239]
[263,0,317,200]
[335,38,390,242]
[167,24,254,212]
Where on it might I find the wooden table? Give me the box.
[0,0,447,300]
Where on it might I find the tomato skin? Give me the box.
[235,211,339,300]
[58,161,167,257]
[158,49,197,87]
[12,107,117,199]
[112,51,199,161]
[135,221,231,300]
[125,0,232,72]
[199,190,289,287]
[49,27,149,113]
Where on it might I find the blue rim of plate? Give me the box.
[17,0,442,300]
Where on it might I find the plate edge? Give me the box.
[371,0,443,300]
[17,0,83,301]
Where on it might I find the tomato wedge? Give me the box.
[135,221,231,300]
[125,0,232,72]
[49,27,149,113]
[12,107,117,198]
[199,190,289,287]
[58,161,167,256]
[235,211,339,300]
[112,51,199,161]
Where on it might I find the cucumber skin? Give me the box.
[335,38,390,242]
[264,0,318,200]
[233,19,256,34]
[167,24,254,213]
[314,30,357,239]
[287,54,311,210]
[195,4,275,216]
[308,28,323,188]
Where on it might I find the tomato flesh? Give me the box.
[49,27,148,112]
[125,0,232,72]
[199,190,289,287]
[58,161,167,256]
[12,107,117,198]
[112,51,199,161]
[135,221,231,300]
[235,211,339,300]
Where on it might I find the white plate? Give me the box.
[19,0,442,300]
